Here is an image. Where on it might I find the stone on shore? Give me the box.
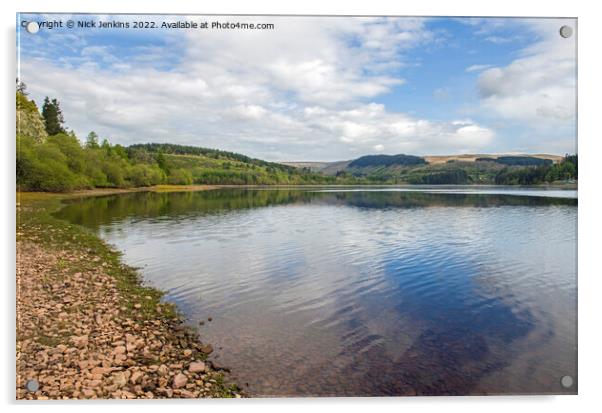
[172,373,188,389]
[188,361,206,373]
[16,217,240,400]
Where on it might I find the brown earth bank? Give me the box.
[16,190,242,399]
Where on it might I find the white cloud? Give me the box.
[20,16,500,160]
[303,103,494,155]
[465,64,493,73]
[476,19,576,125]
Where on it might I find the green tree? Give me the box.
[167,168,193,185]
[155,151,169,174]
[42,97,66,135]
[101,138,112,155]
[86,131,100,149]
[47,133,87,174]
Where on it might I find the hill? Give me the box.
[283,153,576,185]
[281,160,351,175]
[129,143,336,186]
[423,154,563,165]
[16,89,577,191]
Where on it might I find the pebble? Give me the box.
[172,373,188,389]
[16,237,239,400]
[188,361,206,373]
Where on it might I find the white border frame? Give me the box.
[3,1,600,412]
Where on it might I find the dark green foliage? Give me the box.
[477,156,553,166]
[42,97,66,136]
[494,166,545,185]
[494,155,578,185]
[86,131,100,149]
[408,170,470,185]
[349,154,426,168]
[155,151,170,175]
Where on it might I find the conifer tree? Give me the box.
[41,97,66,135]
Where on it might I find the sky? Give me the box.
[17,14,577,161]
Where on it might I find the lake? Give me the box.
[55,187,577,396]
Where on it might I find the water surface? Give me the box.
[56,187,577,396]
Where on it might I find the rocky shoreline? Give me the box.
[16,193,242,399]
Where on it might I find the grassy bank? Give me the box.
[16,189,241,399]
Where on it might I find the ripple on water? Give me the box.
[55,188,577,396]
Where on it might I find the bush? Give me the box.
[127,164,165,187]
[167,168,193,185]
[16,135,90,191]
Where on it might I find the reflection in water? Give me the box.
[55,188,577,396]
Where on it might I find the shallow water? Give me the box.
[55,187,577,396]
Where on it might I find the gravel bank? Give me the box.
[16,193,241,399]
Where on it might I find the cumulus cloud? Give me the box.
[476,19,576,124]
[302,104,494,155]
[20,15,498,160]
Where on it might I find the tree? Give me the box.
[101,138,111,154]
[16,78,28,95]
[86,131,100,149]
[155,151,169,174]
[42,97,66,135]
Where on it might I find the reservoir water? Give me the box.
[55,187,577,396]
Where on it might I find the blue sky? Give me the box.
[18,14,577,161]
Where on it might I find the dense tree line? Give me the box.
[494,155,577,185]
[476,156,553,166]
[17,131,169,191]
[349,154,426,168]
[407,170,470,185]
[15,83,578,192]
[15,88,339,191]
[16,89,175,191]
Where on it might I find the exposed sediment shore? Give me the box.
[16,191,241,399]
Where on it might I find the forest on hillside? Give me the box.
[16,83,578,192]
[16,84,343,191]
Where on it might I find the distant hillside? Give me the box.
[129,143,297,172]
[475,156,553,166]
[349,154,426,168]
[17,87,575,191]
[283,152,575,185]
[126,143,341,186]
[424,153,563,164]
[281,160,351,175]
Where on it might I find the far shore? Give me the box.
[16,181,578,202]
